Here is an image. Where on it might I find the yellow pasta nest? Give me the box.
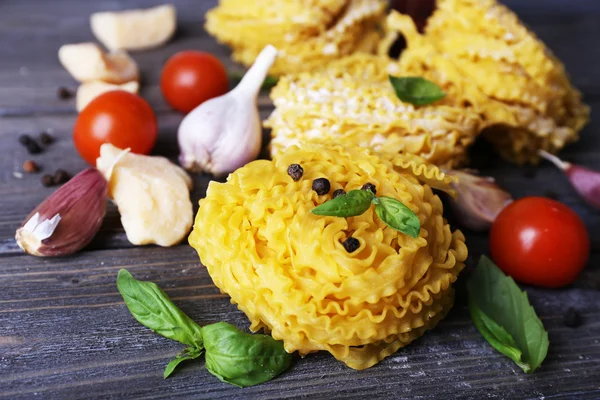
[382,0,589,163]
[189,143,468,369]
[205,0,386,76]
[265,53,483,168]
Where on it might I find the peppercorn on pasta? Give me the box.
[205,0,386,76]
[189,143,468,369]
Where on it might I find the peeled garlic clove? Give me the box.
[15,168,107,256]
[178,45,278,176]
[539,150,600,209]
[445,169,513,232]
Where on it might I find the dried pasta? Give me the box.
[265,53,483,168]
[189,143,468,369]
[205,0,386,76]
[382,0,589,163]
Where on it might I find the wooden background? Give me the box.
[1,1,599,398]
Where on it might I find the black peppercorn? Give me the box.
[563,307,582,328]
[287,164,303,181]
[39,132,55,145]
[57,86,73,100]
[342,237,360,253]
[361,182,376,195]
[312,178,330,195]
[41,174,54,187]
[18,134,33,146]
[26,141,43,154]
[332,189,346,198]
[53,169,71,185]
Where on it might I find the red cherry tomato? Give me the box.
[73,91,158,165]
[160,51,229,113]
[490,197,589,288]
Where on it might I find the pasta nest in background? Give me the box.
[266,0,589,166]
[380,0,589,164]
[189,142,468,369]
[265,53,482,169]
[205,0,386,76]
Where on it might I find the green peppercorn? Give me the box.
[361,182,376,195]
[312,178,330,195]
[287,164,303,181]
[342,237,360,253]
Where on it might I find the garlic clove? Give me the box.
[178,45,278,176]
[539,150,600,209]
[445,169,513,232]
[15,168,108,256]
[76,80,139,112]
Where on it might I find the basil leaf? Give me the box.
[202,322,292,388]
[311,189,375,217]
[389,76,446,106]
[164,347,203,379]
[117,269,204,349]
[467,256,549,373]
[373,197,420,238]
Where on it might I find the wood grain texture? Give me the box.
[0,0,599,399]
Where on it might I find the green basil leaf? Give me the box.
[164,347,203,379]
[373,197,420,238]
[469,299,530,373]
[311,189,375,217]
[467,256,549,373]
[389,76,446,106]
[116,269,204,349]
[202,322,292,388]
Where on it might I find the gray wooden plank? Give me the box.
[0,245,599,399]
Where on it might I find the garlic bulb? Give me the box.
[178,45,278,176]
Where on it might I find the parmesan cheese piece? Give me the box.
[90,4,176,51]
[76,80,139,112]
[96,144,193,247]
[58,43,138,84]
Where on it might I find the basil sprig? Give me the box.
[311,189,420,238]
[389,76,446,106]
[117,269,292,386]
[467,256,549,373]
[203,322,292,388]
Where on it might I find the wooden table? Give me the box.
[1,1,599,398]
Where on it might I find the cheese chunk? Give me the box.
[76,81,139,111]
[96,144,193,247]
[58,43,138,84]
[91,4,177,51]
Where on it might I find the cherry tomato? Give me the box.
[73,91,158,165]
[490,197,589,288]
[160,51,229,113]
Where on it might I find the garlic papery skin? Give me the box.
[15,168,108,257]
[540,150,600,209]
[178,44,278,176]
[445,169,513,232]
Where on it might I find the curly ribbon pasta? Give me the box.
[190,143,468,369]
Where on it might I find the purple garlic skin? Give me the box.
[446,169,513,232]
[539,150,600,210]
[15,168,107,257]
[565,165,600,209]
